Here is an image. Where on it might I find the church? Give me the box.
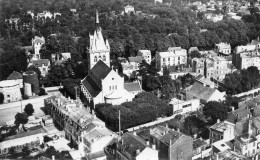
[81,10,142,108]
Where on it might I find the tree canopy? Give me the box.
[203,101,228,123]
[24,103,34,116]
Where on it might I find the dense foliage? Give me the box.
[224,66,260,95]
[14,112,29,126]
[24,103,34,116]
[95,92,172,131]
[203,101,228,122]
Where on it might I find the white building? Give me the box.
[0,80,22,103]
[37,11,53,19]
[234,132,257,157]
[155,47,187,71]
[233,51,260,70]
[210,120,235,144]
[137,50,152,64]
[31,36,45,60]
[124,5,135,14]
[215,42,231,55]
[121,56,142,77]
[88,10,110,70]
[7,71,23,88]
[170,98,200,115]
[205,13,223,22]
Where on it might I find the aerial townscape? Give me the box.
[2,0,260,160]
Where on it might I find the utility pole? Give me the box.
[119,110,121,137]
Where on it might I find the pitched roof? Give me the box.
[91,60,111,80]
[187,82,217,101]
[124,82,142,92]
[7,71,23,80]
[82,76,101,97]
[129,56,142,63]
[193,138,207,149]
[210,121,234,132]
[121,133,147,157]
[32,59,50,66]
[226,109,252,123]
[188,47,199,54]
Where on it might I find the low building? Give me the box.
[156,47,187,72]
[226,108,252,124]
[214,149,250,160]
[31,59,50,77]
[169,98,200,116]
[61,52,71,61]
[37,11,53,19]
[215,42,231,56]
[210,120,235,144]
[7,71,23,88]
[105,132,159,160]
[205,13,223,22]
[124,81,142,96]
[0,80,22,103]
[184,82,225,103]
[0,129,46,155]
[150,126,193,160]
[137,50,152,64]
[192,138,210,159]
[195,74,215,88]
[31,36,45,61]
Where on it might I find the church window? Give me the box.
[94,56,97,62]
[99,55,102,60]
[112,86,114,90]
[103,55,106,61]
[109,86,111,90]
[115,86,117,90]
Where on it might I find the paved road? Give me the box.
[0,96,50,126]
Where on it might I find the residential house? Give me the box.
[192,138,210,160]
[124,5,135,14]
[233,50,260,70]
[105,132,159,160]
[183,82,226,103]
[156,47,187,72]
[121,56,142,77]
[215,42,231,56]
[234,131,257,157]
[31,59,50,77]
[36,11,53,19]
[169,98,200,116]
[209,120,235,144]
[150,126,193,160]
[195,74,215,88]
[137,50,152,64]
[204,13,223,22]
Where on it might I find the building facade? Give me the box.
[31,59,50,77]
[233,51,260,70]
[137,50,152,64]
[124,5,135,14]
[31,36,45,60]
[156,47,187,71]
[0,80,22,103]
[169,98,200,116]
[209,120,235,144]
[88,10,110,70]
[214,42,231,56]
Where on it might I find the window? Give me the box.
[112,86,114,90]
[94,56,97,62]
[163,58,165,62]
[115,85,117,90]
[109,86,111,90]
[178,57,180,60]
[7,95,10,98]
[168,58,170,61]
[103,55,106,61]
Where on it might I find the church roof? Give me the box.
[82,76,101,97]
[91,60,111,80]
[7,71,23,80]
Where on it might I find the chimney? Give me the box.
[165,123,168,128]
[152,144,156,150]
[57,98,61,106]
[133,131,137,136]
[116,69,118,74]
[52,156,55,160]
[247,114,250,118]
[170,139,172,145]
[232,107,234,111]
[255,154,259,160]
[215,154,219,160]
[136,149,140,155]
[217,119,220,123]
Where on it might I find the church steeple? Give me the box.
[95,10,99,29]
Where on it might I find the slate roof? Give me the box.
[210,121,234,132]
[226,108,252,123]
[82,76,101,97]
[32,59,50,66]
[129,56,142,63]
[120,133,147,157]
[7,71,23,80]
[187,82,216,101]
[188,47,199,54]
[193,139,207,149]
[124,82,142,92]
[91,60,111,80]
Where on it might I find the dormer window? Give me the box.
[94,56,97,62]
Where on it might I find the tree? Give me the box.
[0,92,4,104]
[14,113,28,126]
[190,50,201,59]
[183,115,204,136]
[27,65,41,79]
[24,103,34,116]
[22,146,30,157]
[203,101,228,123]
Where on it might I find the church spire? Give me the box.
[95,9,99,28]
